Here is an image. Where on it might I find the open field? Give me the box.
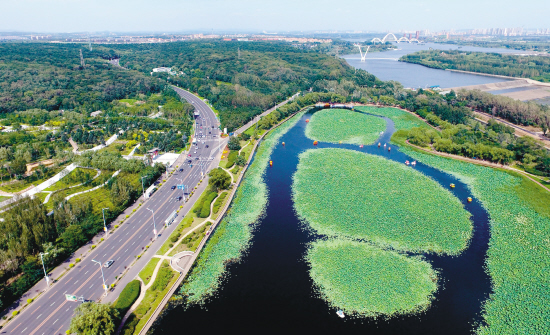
[43,167,97,192]
[293,148,472,255]
[306,108,386,145]
[307,239,437,318]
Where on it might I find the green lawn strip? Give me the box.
[239,141,254,160]
[68,186,115,216]
[156,215,195,256]
[212,192,228,216]
[244,123,266,137]
[138,258,160,286]
[400,146,550,334]
[306,108,386,145]
[113,279,141,316]
[230,166,241,177]
[0,163,69,193]
[356,106,431,131]
[0,195,10,202]
[180,110,306,304]
[170,223,211,256]
[119,98,138,105]
[34,193,48,203]
[293,148,472,255]
[43,167,97,192]
[308,239,437,317]
[133,262,178,334]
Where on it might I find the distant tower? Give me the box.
[416,31,420,39]
[88,36,92,51]
[80,49,85,67]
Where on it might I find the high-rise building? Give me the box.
[416,31,420,39]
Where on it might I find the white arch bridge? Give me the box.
[371,33,420,44]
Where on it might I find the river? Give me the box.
[152,110,491,334]
[342,42,521,89]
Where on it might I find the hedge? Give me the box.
[199,192,218,218]
[213,192,228,214]
[113,280,141,315]
[226,151,238,169]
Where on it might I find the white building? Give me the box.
[152,67,172,73]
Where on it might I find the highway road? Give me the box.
[0,87,221,335]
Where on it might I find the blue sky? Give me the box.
[0,0,548,33]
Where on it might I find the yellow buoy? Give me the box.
[313,141,318,145]
[269,160,273,167]
[450,183,455,188]
[282,142,285,146]
[306,119,310,123]
[467,197,472,202]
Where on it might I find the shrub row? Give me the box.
[212,192,228,214]
[226,151,239,169]
[113,280,141,315]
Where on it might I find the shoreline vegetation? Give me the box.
[177,109,308,305]
[366,106,550,333]
[400,49,550,82]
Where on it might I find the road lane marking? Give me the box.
[84,271,88,275]
[21,327,27,333]
[36,314,42,319]
[52,319,58,325]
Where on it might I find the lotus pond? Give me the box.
[305,108,386,145]
[152,107,546,334]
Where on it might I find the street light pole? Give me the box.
[147,208,158,239]
[102,208,109,234]
[40,252,49,287]
[140,176,147,197]
[91,259,108,295]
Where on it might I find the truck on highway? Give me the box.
[165,210,177,226]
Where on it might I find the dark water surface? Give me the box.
[153,112,492,335]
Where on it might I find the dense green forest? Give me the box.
[111,41,382,131]
[0,43,163,114]
[400,49,550,82]
[435,38,550,53]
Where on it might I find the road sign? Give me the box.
[103,227,107,232]
[177,185,185,190]
[153,229,157,235]
[65,294,78,302]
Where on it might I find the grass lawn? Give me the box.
[138,258,161,286]
[119,98,138,105]
[69,186,115,216]
[244,123,266,137]
[44,167,97,192]
[239,140,254,160]
[168,222,210,256]
[0,163,69,193]
[133,262,179,334]
[35,192,49,204]
[0,195,11,202]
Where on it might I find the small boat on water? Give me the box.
[336,310,345,318]
[360,144,364,148]
[405,160,410,165]
[411,161,417,166]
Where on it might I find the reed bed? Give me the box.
[400,147,550,334]
[305,108,386,145]
[179,110,307,304]
[307,239,438,318]
[292,148,472,255]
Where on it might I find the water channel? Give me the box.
[342,42,523,89]
[154,110,492,334]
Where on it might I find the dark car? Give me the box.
[154,181,160,186]
[195,157,199,160]
[176,196,182,201]
[188,159,192,163]
[179,168,183,172]
[212,125,214,128]
[206,145,209,148]
[171,185,176,190]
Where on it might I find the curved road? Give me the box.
[0,87,220,335]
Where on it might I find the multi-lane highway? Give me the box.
[0,87,221,335]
